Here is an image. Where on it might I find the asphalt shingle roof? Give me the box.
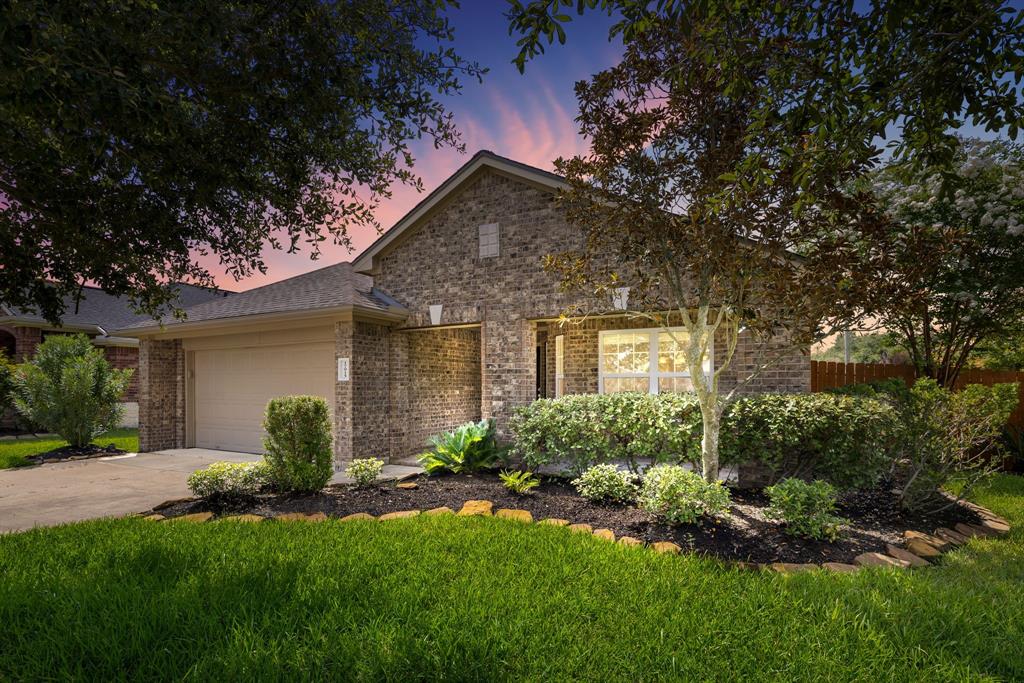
[1,284,228,333]
[119,262,403,331]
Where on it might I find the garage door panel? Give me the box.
[192,342,334,453]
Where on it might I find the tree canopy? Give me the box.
[1,0,483,323]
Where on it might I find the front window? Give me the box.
[598,328,711,394]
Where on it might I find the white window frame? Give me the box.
[478,222,499,258]
[597,327,713,394]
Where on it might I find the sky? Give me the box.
[219,4,623,291]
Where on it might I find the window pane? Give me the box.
[658,331,710,374]
[603,377,649,394]
[658,376,694,393]
[601,332,649,374]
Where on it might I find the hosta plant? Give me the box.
[500,469,541,495]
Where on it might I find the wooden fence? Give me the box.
[810,360,1024,430]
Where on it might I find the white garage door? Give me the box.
[192,343,334,453]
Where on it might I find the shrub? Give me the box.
[345,457,384,488]
[765,478,846,541]
[418,419,506,474]
[893,379,1017,511]
[571,464,637,503]
[0,350,14,415]
[638,464,731,525]
[187,461,272,498]
[499,469,540,495]
[11,334,133,447]
[720,393,896,490]
[262,395,334,493]
[509,392,702,475]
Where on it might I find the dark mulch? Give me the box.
[152,471,984,565]
[27,443,125,465]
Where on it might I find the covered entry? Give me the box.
[188,330,335,453]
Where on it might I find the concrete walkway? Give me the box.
[0,448,257,533]
[0,448,424,533]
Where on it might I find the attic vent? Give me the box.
[478,223,499,258]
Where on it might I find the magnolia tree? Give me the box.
[868,139,1024,386]
[545,22,892,482]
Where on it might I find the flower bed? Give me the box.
[146,471,1008,567]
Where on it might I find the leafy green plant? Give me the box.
[262,395,333,493]
[345,457,384,488]
[571,464,637,503]
[500,469,541,495]
[187,461,272,498]
[11,334,133,447]
[638,465,731,525]
[418,419,506,474]
[765,478,847,541]
[0,350,15,416]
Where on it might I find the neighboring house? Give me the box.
[1,284,229,428]
[118,151,809,465]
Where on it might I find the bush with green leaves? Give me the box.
[720,393,897,490]
[187,461,272,498]
[0,350,14,416]
[11,334,133,447]
[418,419,506,474]
[891,379,1017,511]
[571,464,637,503]
[499,469,541,495]
[262,395,333,493]
[345,457,384,488]
[765,478,847,541]
[638,464,731,525]
[509,392,702,475]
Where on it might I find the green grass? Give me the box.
[1,475,1022,681]
[0,428,139,469]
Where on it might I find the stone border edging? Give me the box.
[139,497,1012,573]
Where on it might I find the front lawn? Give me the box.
[0,428,138,470]
[0,475,1021,680]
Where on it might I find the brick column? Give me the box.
[388,331,410,461]
[138,338,184,451]
[13,326,42,362]
[334,319,392,468]
[481,316,536,437]
[333,321,354,467]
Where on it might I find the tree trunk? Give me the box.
[700,397,722,482]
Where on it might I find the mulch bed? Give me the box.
[151,471,984,565]
[27,444,126,465]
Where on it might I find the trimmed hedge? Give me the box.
[510,391,897,489]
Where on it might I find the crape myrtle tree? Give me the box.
[1,0,483,324]
[509,0,1024,481]
[543,21,893,482]
[866,138,1024,387]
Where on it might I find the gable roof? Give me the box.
[351,150,567,274]
[0,283,229,335]
[117,262,406,335]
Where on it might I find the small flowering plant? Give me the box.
[345,457,384,488]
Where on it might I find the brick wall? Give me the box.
[351,321,391,461]
[12,326,41,362]
[102,346,139,401]
[138,338,184,451]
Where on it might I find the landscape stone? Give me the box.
[592,528,615,541]
[143,514,166,521]
[378,510,420,521]
[652,541,681,554]
[904,530,949,550]
[396,482,418,490]
[770,563,817,574]
[340,512,375,522]
[885,544,930,567]
[954,522,987,539]
[854,552,910,569]
[496,509,533,523]
[821,562,859,573]
[220,514,264,523]
[458,500,494,516]
[154,497,195,511]
[979,518,1010,535]
[617,536,643,547]
[934,527,968,545]
[171,511,214,523]
[276,512,327,522]
[568,523,593,534]
[423,507,454,516]
[905,538,942,558]
[539,518,569,526]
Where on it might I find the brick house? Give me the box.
[1,284,228,428]
[119,151,809,465]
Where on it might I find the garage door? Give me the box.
[192,343,334,453]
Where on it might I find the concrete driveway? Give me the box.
[0,448,258,533]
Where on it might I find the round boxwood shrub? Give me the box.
[262,395,333,493]
[638,464,731,525]
[572,464,637,503]
[764,478,847,541]
[187,461,272,498]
